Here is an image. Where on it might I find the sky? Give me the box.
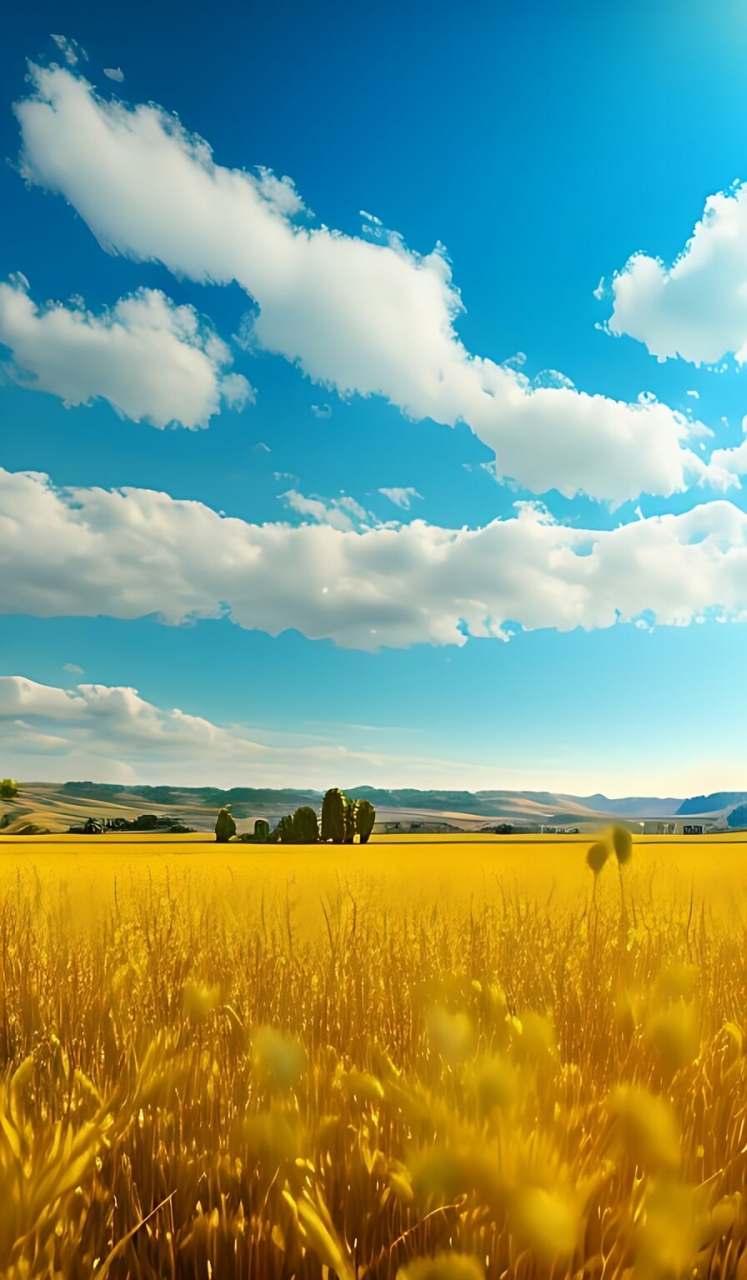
[3,0,747,796]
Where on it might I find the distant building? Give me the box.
[376,819,460,835]
[642,820,714,835]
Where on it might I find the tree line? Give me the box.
[215,787,375,844]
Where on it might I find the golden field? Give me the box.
[1,832,747,1280]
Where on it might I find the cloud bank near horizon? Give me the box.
[0,673,515,790]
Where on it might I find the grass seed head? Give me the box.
[426,1007,477,1065]
[474,1055,518,1114]
[646,1001,700,1074]
[397,1254,485,1280]
[252,1026,307,1092]
[181,978,220,1022]
[511,1011,557,1065]
[608,1086,681,1173]
[508,1184,580,1263]
[586,840,610,876]
[611,824,633,865]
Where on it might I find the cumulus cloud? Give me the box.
[0,677,277,774]
[2,469,747,650]
[379,486,423,510]
[0,674,504,788]
[50,35,86,67]
[13,64,709,503]
[701,425,747,490]
[608,181,747,365]
[280,489,374,531]
[103,67,124,83]
[0,279,253,428]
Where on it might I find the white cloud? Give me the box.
[0,673,520,789]
[280,489,374,532]
[609,181,747,365]
[13,64,709,504]
[62,662,84,674]
[0,280,253,428]
[379,486,423,510]
[0,676,266,783]
[311,403,332,419]
[50,36,87,67]
[702,426,747,490]
[103,67,124,83]
[3,468,747,651]
[5,673,747,796]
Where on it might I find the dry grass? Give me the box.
[0,833,746,1279]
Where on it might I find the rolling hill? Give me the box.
[1,779,743,835]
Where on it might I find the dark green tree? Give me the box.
[355,799,376,843]
[343,797,357,844]
[0,779,18,800]
[292,806,319,843]
[254,819,270,842]
[275,814,294,842]
[321,788,346,842]
[215,806,236,843]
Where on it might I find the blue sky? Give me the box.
[2,0,747,794]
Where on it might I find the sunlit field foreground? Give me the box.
[2,834,747,1280]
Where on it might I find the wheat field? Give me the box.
[1,832,746,1280]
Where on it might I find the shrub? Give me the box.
[0,778,18,799]
[274,815,294,842]
[292,806,319,843]
[321,788,346,842]
[356,798,376,843]
[343,797,357,844]
[215,806,236,843]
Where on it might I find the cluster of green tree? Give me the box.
[215,788,376,845]
[0,779,18,799]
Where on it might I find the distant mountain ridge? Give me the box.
[564,793,685,818]
[61,780,687,815]
[60,781,322,808]
[676,792,747,816]
[54,781,731,822]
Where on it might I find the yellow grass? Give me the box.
[1,833,746,1279]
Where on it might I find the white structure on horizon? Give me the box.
[641,819,716,835]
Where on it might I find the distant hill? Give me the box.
[60,781,322,809]
[0,780,737,835]
[569,793,685,818]
[677,792,747,816]
[727,804,747,829]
